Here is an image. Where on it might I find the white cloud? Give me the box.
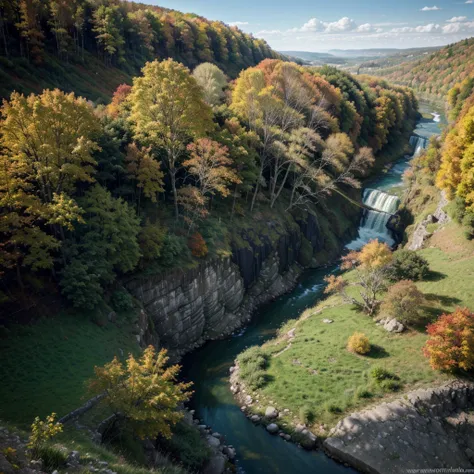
[421,5,441,10]
[466,1,473,4]
[391,23,441,33]
[442,20,474,33]
[325,17,357,33]
[447,16,468,23]
[228,21,249,26]
[300,18,326,32]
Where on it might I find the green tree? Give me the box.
[60,186,140,309]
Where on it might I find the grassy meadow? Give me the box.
[236,222,474,432]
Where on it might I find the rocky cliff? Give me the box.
[127,211,356,355]
[324,381,474,473]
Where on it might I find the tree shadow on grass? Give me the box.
[423,270,447,282]
[423,293,462,307]
[367,344,390,359]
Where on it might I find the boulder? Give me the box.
[203,454,226,474]
[265,406,278,418]
[206,435,221,449]
[383,318,405,333]
[250,414,261,423]
[322,319,334,324]
[266,423,279,434]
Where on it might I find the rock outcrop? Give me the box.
[408,190,451,251]
[324,381,474,473]
[126,212,353,355]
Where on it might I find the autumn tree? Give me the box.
[90,346,192,439]
[125,142,164,210]
[92,4,125,65]
[184,138,240,201]
[193,62,227,106]
[423,307,474,372]
[325,240,393,315]
[129,59,213,218]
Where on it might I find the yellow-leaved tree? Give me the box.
[325,240,393,315]
[129,59,213,218]
[90,346,193,439]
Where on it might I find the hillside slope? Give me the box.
[376,37,474,103]
[0,0,282,101]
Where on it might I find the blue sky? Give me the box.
[144,0,474,50]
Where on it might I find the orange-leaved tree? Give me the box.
[423,307,474,372]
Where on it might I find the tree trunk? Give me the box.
[171,171,179,219]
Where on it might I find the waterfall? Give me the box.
[409,135,429,156]
[346,189,399,250]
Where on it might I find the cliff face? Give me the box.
[127,211,356,355]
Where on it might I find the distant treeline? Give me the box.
[0,0,282,77]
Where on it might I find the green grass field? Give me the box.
[0,310,140,426]
[238,222,474,432]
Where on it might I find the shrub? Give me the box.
[370,366,399,383]
[28,413,63,459]
[390,250,430,281]
[325,402,343,414]
[237,347,270,390]
[299,405,315,424]
[159,233,190,267]
[355,387,373,399]
[380,380,402,392]
[36,445,67,471]
[380,280,425,325]
[462,212,474,240]
[110,290,134,312]
[157,421,211,471]
[423,307,474,372]
[347,332,370,355]
[188,232,208,258]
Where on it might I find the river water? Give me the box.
[182,109,442,474]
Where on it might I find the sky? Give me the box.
[142,0,474,51]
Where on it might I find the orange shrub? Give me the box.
[189,232,208,258]
[347,332,371,355]
[423,307,474,372]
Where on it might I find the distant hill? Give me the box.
[279,51,346,65]
[0,0,282,102]
[328,47,439,58]
[375,38,474,103]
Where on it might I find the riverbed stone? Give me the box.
[206,435,221,449]
[266,424,279,434]
[250,415,261,423]
[265,406,278,418]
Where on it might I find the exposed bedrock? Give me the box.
[324,381,474,473]
[126,212,352,355]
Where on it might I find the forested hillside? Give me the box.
[0,0,282,101]
[377,37,474,103]
[0,57,417,318]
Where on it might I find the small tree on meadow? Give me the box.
[324,240,393,315]
[423,307,474,372]
[90,346,193,439]
[380,280,425,326]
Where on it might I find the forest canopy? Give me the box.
[0,54,417,314]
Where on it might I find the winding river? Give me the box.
[182,107,442,474]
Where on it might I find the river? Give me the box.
[182,108,442,474]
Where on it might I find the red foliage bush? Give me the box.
[423,307,474,372]
[188,232,208,258]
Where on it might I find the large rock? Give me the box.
[202,454,226,474]
[265,407,278,418]
[383,318,405,333]
[266,423,279,434]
